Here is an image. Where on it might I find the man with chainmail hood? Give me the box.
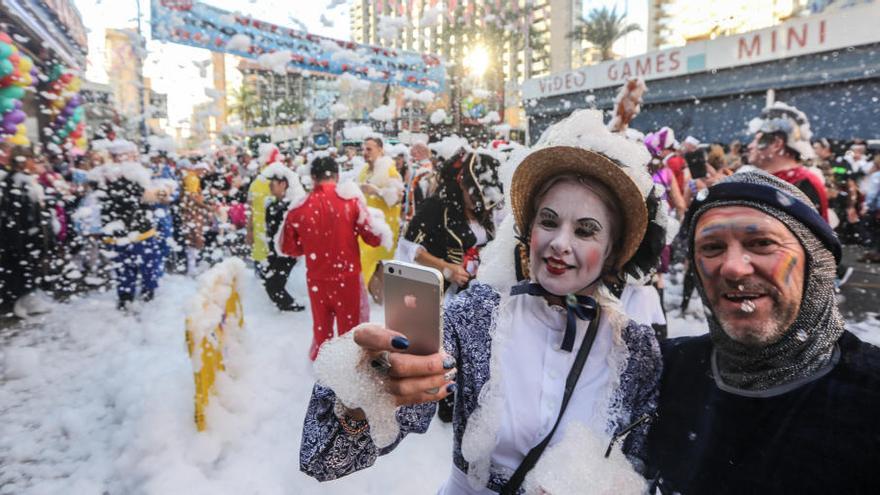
[646,170,880,493]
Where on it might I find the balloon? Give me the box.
[13,99,21,110]
[75,137,87,149]
[59,72,73,84]
[52,97,66,109]
[48,64,63,82]
[0,32,11,44]
[0,85,24,100]
[8,133,29,146]
[7,108,25,124]
[1,121,16,135]
[17,73,32,87]
[0,97,13,113]
[73,106,84,121]
[69,94,81,107]
[0,42,12,60]
[18,55,32,73]
[0,59,12,78]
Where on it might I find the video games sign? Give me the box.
[150,0,445,91]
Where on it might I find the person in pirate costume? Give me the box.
[645,171,880,494]
[299,110,667,493]
[398,149,503,300]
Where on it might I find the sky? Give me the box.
[71,0,648,133]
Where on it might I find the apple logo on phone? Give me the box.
[404,294,418,309]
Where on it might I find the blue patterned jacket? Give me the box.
[300,282,662,491]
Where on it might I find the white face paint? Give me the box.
[528,180,615,296]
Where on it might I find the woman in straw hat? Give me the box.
[300,110,666,494]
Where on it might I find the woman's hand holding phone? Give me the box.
[353,323,457,408]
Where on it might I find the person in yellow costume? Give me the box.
[358,137,404,299]
[248,144,281,266]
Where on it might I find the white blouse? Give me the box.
[440,293,614,494]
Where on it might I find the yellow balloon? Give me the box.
[18,56,33,73]
[16,123,26,134]
[68,79,81,92]
[75,137,87,149]
[16,73,32,87]
[8,134,29,146]
[52,97,66,109]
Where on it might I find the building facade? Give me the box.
[104,29,144,127]
[647,0,810,51]
[0,0,87,146]
[350,0,598,127]
[524,3,880,144]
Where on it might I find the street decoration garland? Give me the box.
[44,63,86,151]
[0,31,36,146]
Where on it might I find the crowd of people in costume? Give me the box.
[1,100,879,492]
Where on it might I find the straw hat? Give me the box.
[508,109,663,277]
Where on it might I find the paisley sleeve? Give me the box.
[619,322,663,467]
[299,386,437,481]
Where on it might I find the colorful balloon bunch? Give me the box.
[0,31,36,146]
[45,63,86,151]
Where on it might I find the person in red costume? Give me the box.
[279,156,389,361]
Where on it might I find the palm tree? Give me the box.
[569,6,641,61]
[228,84,261,129]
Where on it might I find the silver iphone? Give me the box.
[383,260,444,356]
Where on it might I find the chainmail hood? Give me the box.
[685,171,845,391]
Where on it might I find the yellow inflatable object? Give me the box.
[248,175,271,263]
[184,262,245,432]
[358,162,402,286]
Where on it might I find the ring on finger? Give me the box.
[426,386,441,394]
[370,350,392,374]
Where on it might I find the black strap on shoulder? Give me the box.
[500,306,603,495]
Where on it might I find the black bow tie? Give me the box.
[509,283,598,352]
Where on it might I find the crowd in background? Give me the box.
[1,119,879,322]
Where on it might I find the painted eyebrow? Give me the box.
[577,217,602,229]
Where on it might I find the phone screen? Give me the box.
[685,150,708,179]
[384,264,443,356]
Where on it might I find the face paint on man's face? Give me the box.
[693,206,806,347]
[528,181,614,297]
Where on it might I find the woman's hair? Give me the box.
[707,144,727,169]
[528,174,623,269]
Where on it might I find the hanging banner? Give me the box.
[150,0,445,91]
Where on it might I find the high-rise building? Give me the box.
[350,0,594,127]
[350,0,595,86]
[647,0,810,50]
[237,61,340,126]
[104,29,143,123]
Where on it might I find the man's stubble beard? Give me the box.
[716,294,799,348]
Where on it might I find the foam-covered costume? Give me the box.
[279,179,391,361]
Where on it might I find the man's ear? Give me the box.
[773,135,787,155]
